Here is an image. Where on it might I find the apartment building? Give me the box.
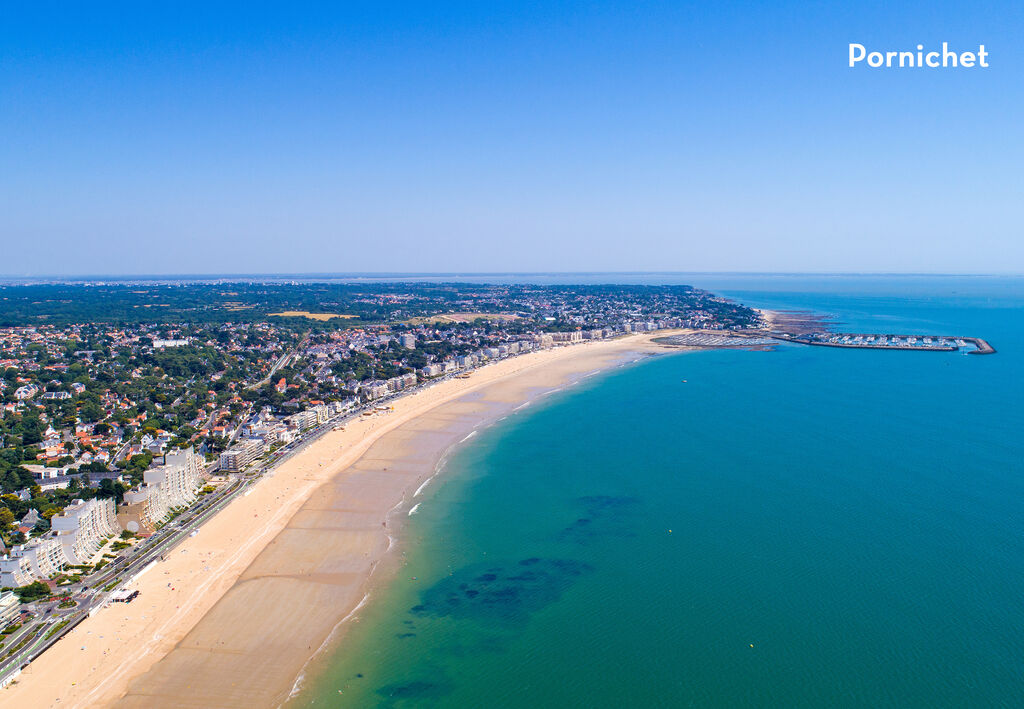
[0,591,19,628]
[50,497,120,565]
[219,438,265,472]
[0,552,34,588]
[119,448,205,531]
[0,536,67,586]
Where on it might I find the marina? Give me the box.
[655,332,778,348]
[774,332,996,354]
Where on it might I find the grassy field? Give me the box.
[269,311,357,321]
[405,312,521,325]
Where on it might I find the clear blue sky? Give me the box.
[2,1,1021,275]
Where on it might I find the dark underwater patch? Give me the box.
[556,495,642,545]
[409,557,592,626]
[579,494,641,514]
[437,633,512,659]
[376,677,455,706]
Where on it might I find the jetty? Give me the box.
[773,332,996,355]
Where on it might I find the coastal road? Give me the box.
[0,384,429,684]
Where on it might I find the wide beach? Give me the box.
[2,333,674,708]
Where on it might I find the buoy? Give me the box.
[750,644,754,648]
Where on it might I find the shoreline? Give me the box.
[3,334,679,708]
[284,346,669,704]
[282,365,608,703]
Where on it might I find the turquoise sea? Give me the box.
[296,276,1024,708]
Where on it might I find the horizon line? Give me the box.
[2,270,1023,283]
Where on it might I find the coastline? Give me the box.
[3,333,678,708]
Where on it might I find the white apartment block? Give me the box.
[289,408,319,431]
[0,535,67,586]
[51,497,120,565]
[0,591,19,628]
[364,382,390,400]
[219,438,265,472]
[313,403,330,423]
[0,553,34,588]
[120,448,205,530]
[551,331,583,343]
[146,448,204,510]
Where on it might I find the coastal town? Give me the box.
[0,279,997,690]
[0,281,762,683]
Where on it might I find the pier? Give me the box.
[773,332,996,355]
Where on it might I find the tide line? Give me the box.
[287,592,372,700]
[413,475,436,497]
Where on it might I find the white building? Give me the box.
[0,536,66,586]
[363,382,390,400]
[289,408,319,432]
[13,385,38,401]
[219,438,265,472]
[51,498,120,565]
[313,403,330,424]
[120,448,205,531]
[144,448,204,510]
[0,591,19,628]
[0,553,34,588]
[551,331,583,343]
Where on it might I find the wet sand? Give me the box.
[3,334,675,708]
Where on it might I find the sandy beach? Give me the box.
[2,333,676,708]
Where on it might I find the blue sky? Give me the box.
[2,1,1021,275]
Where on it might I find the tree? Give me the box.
[79,402,104,423]
[97,478,126,503]
[0,508,14,530]
[14,581,50,603]
[19,417,42,445]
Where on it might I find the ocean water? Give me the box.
[295,276,1024,708]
